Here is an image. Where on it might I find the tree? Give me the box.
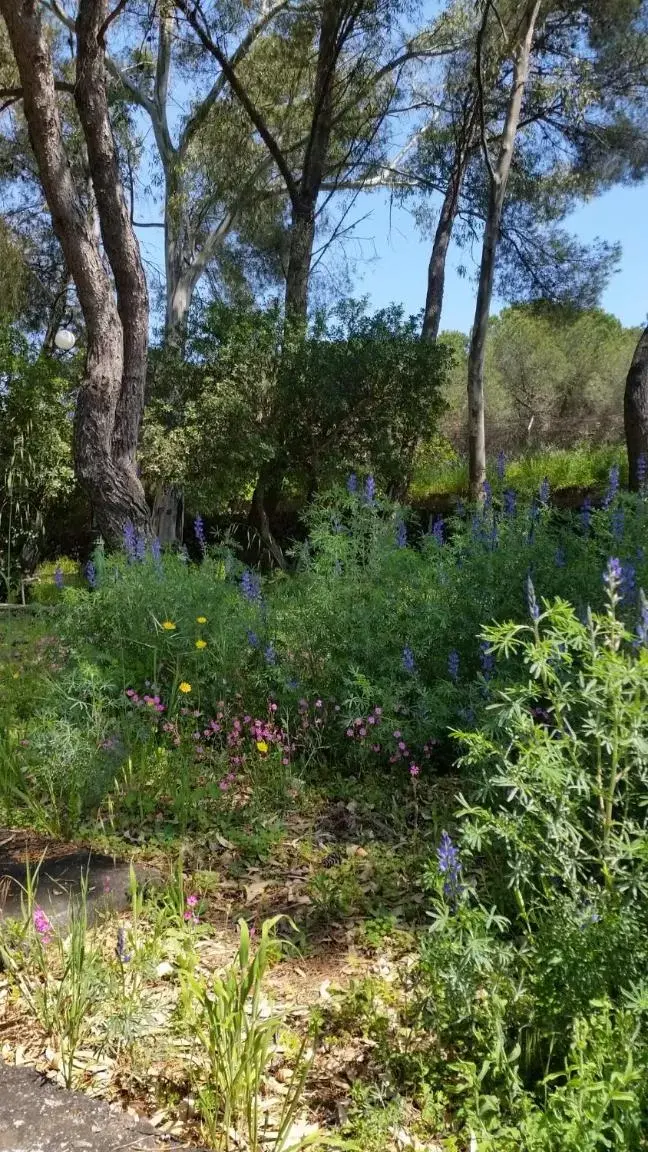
[0,0,150,541]
[174,0,450,559]
[625,326,648,489]
[466,0,542,501]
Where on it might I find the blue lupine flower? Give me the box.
[554,546,566,568]
[636,591,648,647]
[54,565,64,590]
[538,477,550,505]
[483,479,493,509]
[479,640,495,678]
[241,568,262,603]
[622,563,637,605]
[638,454,647,489]
[364,474,376,506]
[448,649,460,682]
[611,508,624,540]
[123,520,137,561]
[402,646,416,674]
[151,537,162,565]
[135,533,146,562]
[346,473,358,495]
[580,496,592,534]
[603,464,620,508]
[247,629,259,648]
[85,561,97,589]
[194,514,207,554]
[396,519,407,548]
[115,926,131,965]
[437,831,462,902]
[432,517,444,546]
[603,556,623,593]
[526,574,540,621]
[503,489,516,518]
[496,450,506,481]
[455,499,466,519]
[264,643,277,666]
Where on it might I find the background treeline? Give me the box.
[0,297,639,571]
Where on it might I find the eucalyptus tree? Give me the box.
[0,0,150,541]
[173,0,456,559]
[461,0,648,500]
[45,0,287,342]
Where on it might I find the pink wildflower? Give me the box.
[33,906,53,944]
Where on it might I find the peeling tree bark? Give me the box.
[625,324,648,490]
[1,0,149,543]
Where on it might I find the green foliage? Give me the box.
[181,916,317,1151]
[0,325,76,595]
[141,300,450,511]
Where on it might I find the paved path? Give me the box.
[0,830,159,926]
[0,1063,184,1152]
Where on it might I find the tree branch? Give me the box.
[476,1,497,186]
[98,0,128,46]
[174,0,298,200]
[178,0,291,157]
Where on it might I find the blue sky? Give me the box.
[137,179,648,336]
[345,182,648,334]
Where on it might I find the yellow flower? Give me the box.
[196,616,207,624]
[179,681,192,694]
[195,639,207,650]
[256,740,268,754]
[162,620,176,631]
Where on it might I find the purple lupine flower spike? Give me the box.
[437,831,462,902]
[194,514,207,554]
[603,464,620,508]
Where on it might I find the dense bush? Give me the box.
[141,300,451,513]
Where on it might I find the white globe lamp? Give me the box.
[54,328,76,352]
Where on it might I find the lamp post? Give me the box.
[54,328,76,352]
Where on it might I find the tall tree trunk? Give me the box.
[467,1,541,502]
[75,0,149,532]
[422,119,476,342]
[285,196,316,325]
[625,324,648,490]
[1,0,149,543]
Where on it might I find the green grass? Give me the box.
[409,442,624,500]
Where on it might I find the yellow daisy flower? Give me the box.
[179,681,192,694]
[195,639,207,650]
[256,740,269,754]
[162,620,176,631]
[196,616,207,624]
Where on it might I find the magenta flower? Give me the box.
[409,763,420,777]
[33,906,53,944]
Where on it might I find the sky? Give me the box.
[136,165,648,339]
[339,182,648,334]
[137,178,648,337]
